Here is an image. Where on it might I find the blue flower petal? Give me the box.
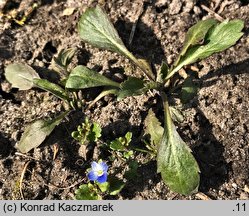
[91,161,99,171]
[97,173,107,183]
[87,170,98,181]
[100,161,108,172]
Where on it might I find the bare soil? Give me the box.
[0,0,248,200]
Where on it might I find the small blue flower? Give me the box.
[87,161,108,183]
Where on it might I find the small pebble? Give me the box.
[1,82,11,93]
[169,0,182,15]
[232,183,238,189]
[240,192,249,200]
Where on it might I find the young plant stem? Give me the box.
[112,40,155,81]
[164,64,183,82]
[126,52,155,81]
[87,88,118,109]
[133,147,155,154]
[160,91,173,136]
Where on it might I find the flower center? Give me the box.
[97,170,103,176]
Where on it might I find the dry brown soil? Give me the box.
[0,0,248,200]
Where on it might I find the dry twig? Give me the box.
[195,192,212,200]
[19,161,31,200]
[200,4,224,22]
[129,2,144,45]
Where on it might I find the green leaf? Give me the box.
[72,118,102,145]
[71,131,80,139]
[16,111,69,153]
[53,48,76,70]
[191,19,244,60]
[117,77,145,100]
[157,61,169,82]
[136,58,155,80]
[78,6,155,81]
[157,94,200,195]
[174,19,217,66]
[180,77,198,104]
[109,177,125,195]
[33,78,69,101]
[109,132,132,151]
[124,161,139,180]
[97,182,109,193]
[109,140,126,151]
[144,109,164,149]
[75,184,99,200]
[123,150,133,159]
[88,122,102,142]
[169,106,184,123]
[5,63,40,90]
[66,65,120,89]
[78,6,128,56]
[124,132,132,145]
[167,19,244,80]
[118,78,159,100]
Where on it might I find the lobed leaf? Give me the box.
[109,132,132,151]
[123,150,133,159]
[157,94,200,195]
[124,161,139,180]
[97,182,109,193]
[109,140,126,151]
[5,63,40,90]
[16,111,69,153]
[124,132,132,145]
[66,65,120,89]
[33,78,69,101]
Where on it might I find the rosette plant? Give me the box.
[4,5,244,195]
[66,6,243,195]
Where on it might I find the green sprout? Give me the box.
[71,118,102,145]
[108,132,134,160]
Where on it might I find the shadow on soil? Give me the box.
[187,59,249,194]
[114,13,165,68]
[201,59,249,88]
[117,59,249,198]
[0,132,14,158]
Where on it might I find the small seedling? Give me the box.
[71,118,102,145]
[0,3,38,26]
[4,5,244,195]
[71,118,102,160]
[108,132,134,160]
